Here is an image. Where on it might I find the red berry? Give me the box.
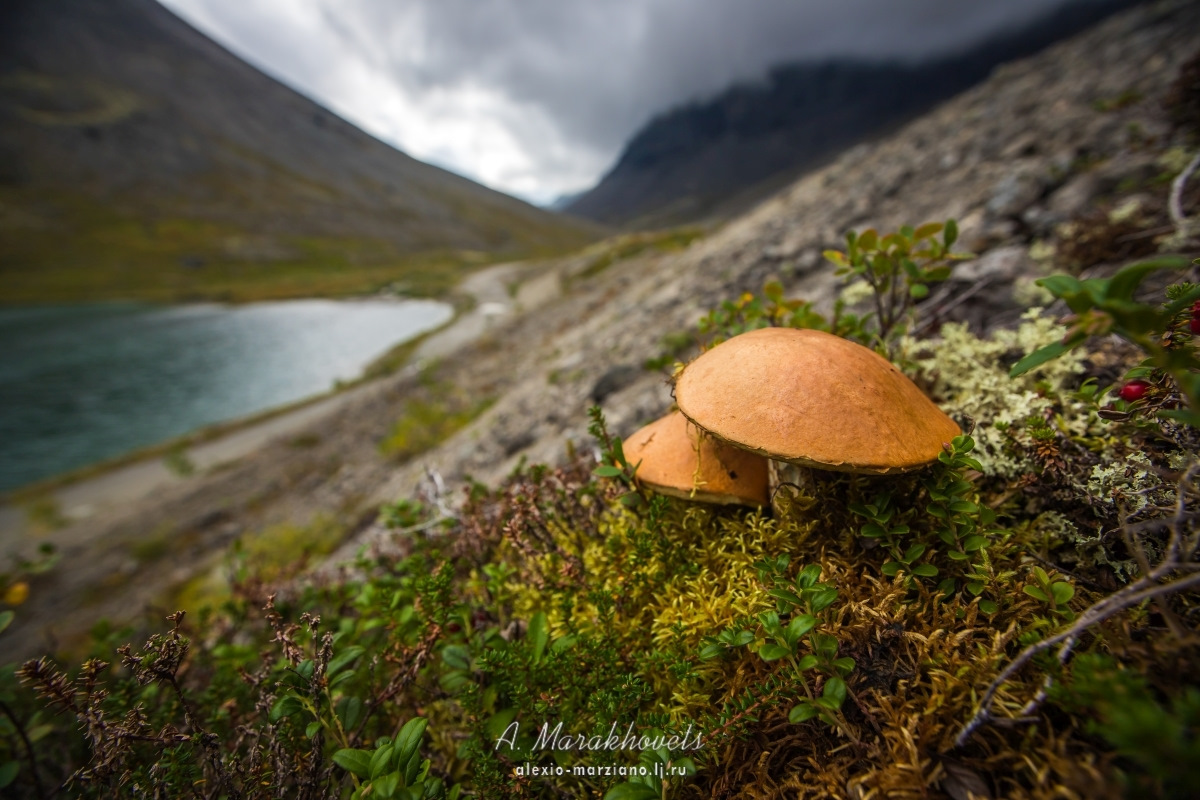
[1119,380,1151,402]
[1192,317,1200,335]
[1192,299,1200,317]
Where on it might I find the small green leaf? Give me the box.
[698,643,724,660]
[0,761,19,789]
[402,749,422,785]
[337,696,366,732]
[796,564,822,588]
[672,757,697,775]
[966,581,985,596]
[822,676,847,708]
[813,632,839,658]
[1023,585,1049,603]
[593,465,624,478]
[759,643,791,661]
[979,599,999,614]
[529,612,549,664]
[914,222,943,240]
[797,654,819,671]
[333,748,373,779]
[731,629,755,647]
[1105,256,1188,302]
[269,694,305,723]
[881,561,902,576]
[442,645,470,670]
[372,770,400,799]
[438,669,470,694]
[393,717,428,767]
[911,563,939,577]
[902,543,927,563]
[769,588,804,608]
[0,611,13,636]
[834,656,856,674]
[861,522,888,539]
[618,492,644,508]
[909,283,929,300]
[943,218,958,248]
[963,535,987,552]
[604,782,660,800]
[789,702,819,723]
[1159,408,1200,427]
[1037,274,1086,302]
[823,249,848,267]
[327,646,365,677]
[1010,340,1077,378]
[1051,582,1075,606]
[787,614,817,642]
[486,708,518,742]
[370,743,394,779]
[810,587,839,612]
[305,721,321,738]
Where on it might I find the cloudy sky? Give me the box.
[157,0,1097,205]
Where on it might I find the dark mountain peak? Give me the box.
[569,0,1144,229]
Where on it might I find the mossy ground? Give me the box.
[5,285,1196,797]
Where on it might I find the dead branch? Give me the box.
[955,463,1200,748]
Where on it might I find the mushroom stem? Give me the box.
[768,460,818,516]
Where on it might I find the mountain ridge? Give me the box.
[0,0,598,303]
[567,0,1144,228]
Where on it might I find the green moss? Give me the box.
[22,495,66,533]
[575,226,706,282]
[379,389,495,460]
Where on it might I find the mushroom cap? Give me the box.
[675,327,961,474]
[623,410,769,506]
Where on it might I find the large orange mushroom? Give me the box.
[673,327,961,510]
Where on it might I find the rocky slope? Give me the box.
[567,0,1142,229]
[5,0,1199,659]
[0,0,597,302]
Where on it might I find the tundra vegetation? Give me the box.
[1,206,1198,799]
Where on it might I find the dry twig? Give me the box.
[955,463,1200,747]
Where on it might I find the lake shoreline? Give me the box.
[0,295,455,499]
[0,256,565,661]
[0,306,459,507]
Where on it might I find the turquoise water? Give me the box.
[0,299,452,492]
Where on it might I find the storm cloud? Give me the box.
[158,0,1104,204]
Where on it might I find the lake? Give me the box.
[0,298,453,492]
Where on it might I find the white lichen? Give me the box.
[1012,277,1055,308]
[900,310,1087,477]
[838,279,875,307]
[1086,450,1175,516]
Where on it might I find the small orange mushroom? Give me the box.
[623,410,769,507]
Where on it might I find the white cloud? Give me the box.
[156,0,1101,204]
